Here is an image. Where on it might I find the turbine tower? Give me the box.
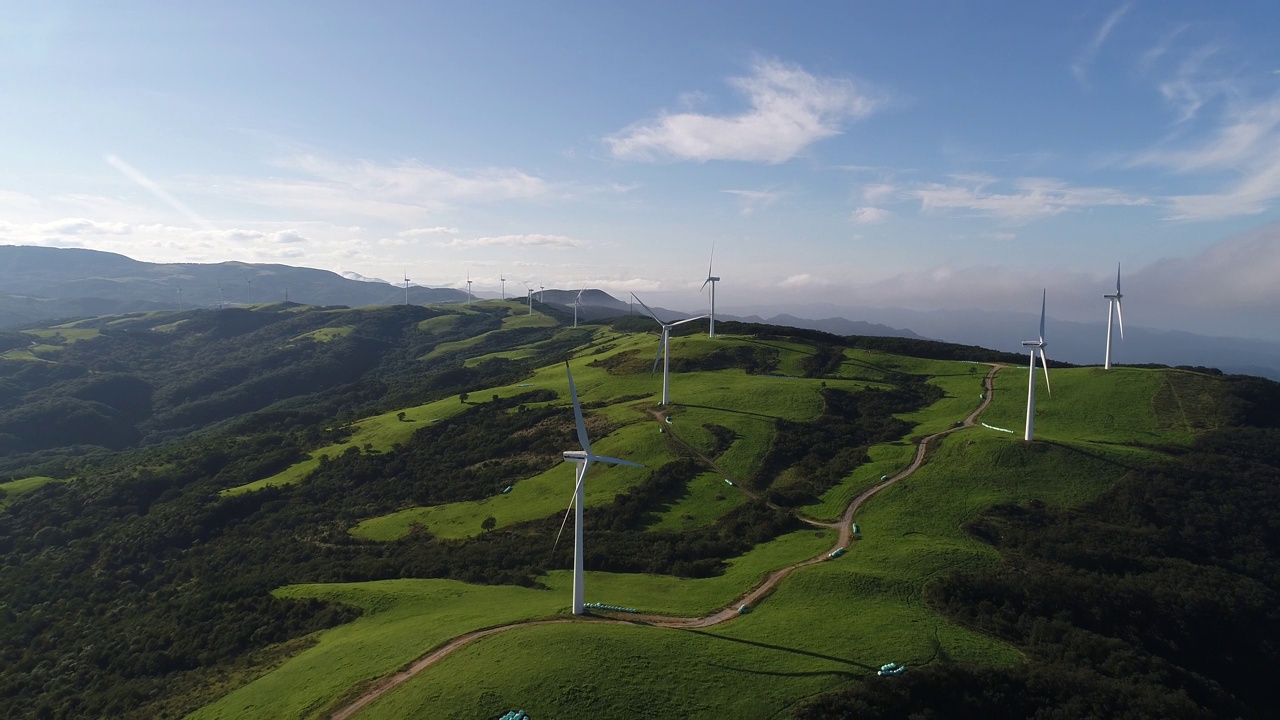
[701,244,720,338]
[539,281,545,304]
[216,282,224,310]
[403,269,411,305]
[631,293,708,406]
[1022,290,1052,442]
[554,363,643,615]
[466,273,473,305]
[500,271,506,301]
[1103,263,1125,370]
[573,288,585,329]
[524,281,534,315]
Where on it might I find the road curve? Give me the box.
[327,364,1002,718]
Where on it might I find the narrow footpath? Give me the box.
[329,365,1002,719]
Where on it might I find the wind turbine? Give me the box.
[554,362,643,615]
[573,288,586,329]
[1103,263,1124,370]
[524,281,534,315]
[631,293,708,406]
[216,282,224,310]
[403,269,411,305]
[500,271,506,301]
[701,244,720,338]
[176,286,182,309]
[1022,290,1052,442]
[539,281,545,304]
[466,273,473,305]
[244,276,252,304]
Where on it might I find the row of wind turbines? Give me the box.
[1022,263,1125,441]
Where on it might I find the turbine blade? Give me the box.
[652,340,663,374]
[1116,298,1124,339]
[669,314,709,327]
[1116,262,1122,294]
[708,242,715,278]
[1039,348,1051,396]
[631,293,662,324]
[700,277,710,292]
[592,455,644,468]
[1039,289,1047,343]
[565,363,592,454]
[577,287,586,301]
[551,458,592,553]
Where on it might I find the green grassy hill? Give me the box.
[0,306,1273,720]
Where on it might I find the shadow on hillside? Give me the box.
[1040,439,1149,473]
[680,628,876,671]
[739,338,816,356]
[679,403,783,421]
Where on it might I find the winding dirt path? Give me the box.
[327,365,1002,718]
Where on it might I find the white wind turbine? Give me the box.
[631,293,708,407]
[403,269,411,305]
[524,281,534,315]
[554,363,643,615]
[1022,290,1052,442]
[573,288,586,328]
[539,281,545,304]
[500,271,506,301]
[466,273,473,305]
[1103,263,1124,370]
[701,244,720,339]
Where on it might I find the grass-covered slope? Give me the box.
[2,305,1270,720]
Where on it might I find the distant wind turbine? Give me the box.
[554,362,643,615]
[466,273,473,305]
[573,288,586,329]
[403,269,411,305]
[632,293,708,406]
[245,276,252,304]
[539,281,545,304]
[524,281,534,316]
[216,283,224,310]
[1022,290,1052,442]
[500,271,506,301]
[1103,263,1124,370]
[701,243,720,338]
[176,286,182,309]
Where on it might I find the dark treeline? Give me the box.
[754,383,941,505]
[794,376,1280,719]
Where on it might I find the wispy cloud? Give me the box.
[723,189,784,216]
[850,206,889,224]
[191,155,556,224]
[447,234,585,248]
[913,175,1149,222]
[607,58,883,163]
[1134,97,1280,219]
[106,154,214,229]
[778,273,832,288]
[397,226,459,237]
[1072,2,1132,85]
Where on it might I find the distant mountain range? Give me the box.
[5,245,1278,379]
[0,246,468,328]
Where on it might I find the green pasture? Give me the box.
[186,580,566,720]
[350,421,665,540]
[22,327,101,343]
[979,365,1207,448]
[415,314,461,334]
[291,326,354,343]
[0,476,63,507]
[0,349,44,362]
[647,471,749,531]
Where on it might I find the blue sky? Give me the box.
[3,1,1280,338]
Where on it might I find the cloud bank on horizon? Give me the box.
[2,2,1280,340]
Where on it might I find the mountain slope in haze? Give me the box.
[0,246,468,328]
[729,303,1280,380]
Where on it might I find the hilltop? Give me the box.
[1,299,1277,719]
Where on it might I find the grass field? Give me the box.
[195,332,1221,719]
[0,476,63,507]
[291,326,354,343]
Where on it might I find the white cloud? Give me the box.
[723,189,783,216]
[913,175,1149,222]
[29,218,133,236]
[607,58,883,163]
[397,226,460,237]
[447,234,585,248]
[778,273,831,288]
[1072,2,1132,85]
[850,206,888,224]
[1134,97,1280,219]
